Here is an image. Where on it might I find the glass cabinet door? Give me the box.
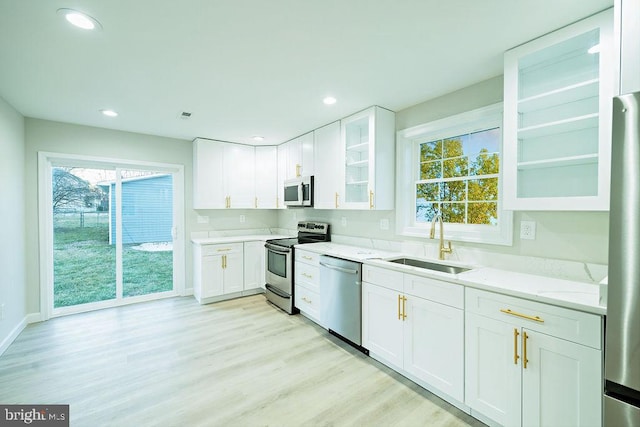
[503,8,614,211]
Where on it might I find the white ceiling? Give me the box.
[0,0,612,145]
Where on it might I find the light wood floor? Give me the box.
[0,295,486,427]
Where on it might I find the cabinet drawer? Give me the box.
[295,285,321,324]
[363,265,403,292]
[296,249,320,266]
[404,274,463,309]
[201,242,243,256]
[466,288,601,349]
[295,262,320,292]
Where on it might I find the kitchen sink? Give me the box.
[385,257,471,274]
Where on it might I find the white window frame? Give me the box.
[396,103,513,246]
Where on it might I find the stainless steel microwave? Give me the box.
[284,176,313,207]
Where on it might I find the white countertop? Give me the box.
[295,242,398,262]
[191,234,291,245]
[300,242,605,315]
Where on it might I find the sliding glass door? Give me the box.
[42,155,184,317]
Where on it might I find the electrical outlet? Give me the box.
[380,219,389,230]
[239,215,246,223]
[196,215,209,224]
[520,220,536,240]
[341,217,347,227]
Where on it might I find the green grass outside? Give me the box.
[53,214,173,308]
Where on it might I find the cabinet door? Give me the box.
[620,0,640,94]
[286,138,301,179]
[404,296,464,402]
[243,241,265,290]
[300,131,314,176]
[255,146,277,208]
[362,282,404,368]
[201,254,224,298]
[224,144,255,208]
[276,144,287,209]
[465,312,521,427]
[503,10,614,211]
[314,121,343,209]
[222,250,244,294]
[341,107,395,210]
[193,139,226,209]
[521,330,602,427]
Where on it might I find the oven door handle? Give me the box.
[264,243,292,254]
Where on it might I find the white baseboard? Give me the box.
[26,312,42,324]
[0,312,42,357]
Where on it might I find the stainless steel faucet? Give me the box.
[430,214,452,260]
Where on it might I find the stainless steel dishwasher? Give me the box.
[319,255,366,352]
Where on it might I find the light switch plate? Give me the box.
[341,217,347,227]
[239,215,246,223]
[520,220,536,240]
[197,215,209,224]
[380,219,389,230]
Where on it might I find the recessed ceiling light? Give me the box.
[57,8,102,31]
[252,136,265,142]
[588,44,601,54]
[323,96,337,105]
[100,109,118,117]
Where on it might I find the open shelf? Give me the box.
[346,142,370,152]
[346,159,369,168]
[518,79,599,113]
[517,153,598,170]
[518,113,598,140]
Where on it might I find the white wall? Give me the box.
[0,96,27,351]
[279,76,610,266]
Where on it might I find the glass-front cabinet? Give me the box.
[503,9,614,210]
[341,106,395,210]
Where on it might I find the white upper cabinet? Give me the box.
[618,0,640,94]
[276,144,287,209]
[503,9,614,211]
[313,121,343,209]
[193,138,226,209]
[193,138,276,209]
[224,143,256,209]
[284,132,314,179]
[254,146,278,208]
[341,106,395,210]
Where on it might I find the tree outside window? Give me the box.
[416,127,500,225]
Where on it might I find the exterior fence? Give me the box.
[53,211,109,228]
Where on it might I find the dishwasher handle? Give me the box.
[319,261,359,275]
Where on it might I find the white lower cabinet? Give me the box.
[193,242,244,304]
[465,288,602,427]
[243,241,265,291]
[362,266,464,402]
[294,249,323,326]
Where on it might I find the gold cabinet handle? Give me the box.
[402,296,407,320]
[221,254,226,269]
[302,255,313,260]
[302,296,312,304]
[513,328,520,365]
[369,190,374,209]
[255,197,258,209]
[296,164,301,177]
[500,309,544,323]
[301,273,313,279]
[276,197,280,209]
[335,192,340,208]
[216,248,232,252]
[523,331,529,369]
[398,294,402,320]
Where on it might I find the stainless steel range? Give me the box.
[264,221,330,314]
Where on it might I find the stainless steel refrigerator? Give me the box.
[605,91,640,425]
